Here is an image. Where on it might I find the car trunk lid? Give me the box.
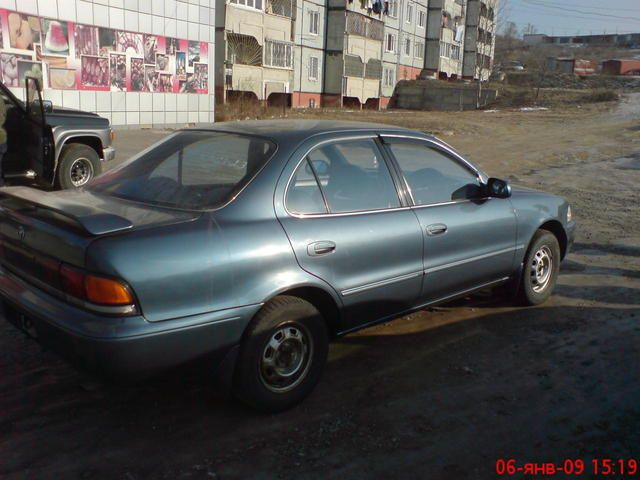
[0,186,200,272]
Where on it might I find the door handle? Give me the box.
[426,223,448,235]
[307,241,336,256]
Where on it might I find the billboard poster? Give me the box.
[0,8,209,94]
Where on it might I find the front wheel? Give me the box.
[233,296,328,412]
[56,143,102,189]
[517,230,561,305]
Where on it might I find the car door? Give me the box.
[276,134,424,331]
[1,78,54,185]
[381,136,517,303]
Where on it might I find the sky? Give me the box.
[500,0,640,36]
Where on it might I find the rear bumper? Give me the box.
[102,146,116,162]
[0,265,260,377]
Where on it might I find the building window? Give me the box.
[266,0,292,16]
[264,40,294,68]
[309,56,319,80]
[388,0,398,17]
[418,9,426,27]
[309,10,320,35]
[414,41,424,59]
[383,67,395,87]
[385,33,396,53]
[230,0,263,11]
[439,42,449,58]
[403,37,411,56]
[451,44,460,60]
[405,3,413,23]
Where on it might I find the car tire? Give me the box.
[56,143,102,189]
[517,229,561,306]
[233,295,328,413]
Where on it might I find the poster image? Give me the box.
[166,37,179,55]
[8,12,41,50]
[75,24,100,56]
[42,18,70,55]
[155,53,172,73]
[116,31,143,56]
[156,73,173,92]
[176,51,186,78]
[129,57,144,91]
[80,55,109,88]
[110,53,126,91]
[180,75,196,93]
[99,28,116,54]
[1,53,33,87]
[17,60,43,87]
[143,64,156,92]
[143,34,157,64]
[49,66,77,89]
[188,41,200,67]
[193,62,208,91]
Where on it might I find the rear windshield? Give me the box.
[89,131,277,210]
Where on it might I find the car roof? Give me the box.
[189,119,433,144]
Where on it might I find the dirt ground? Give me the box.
[1,96,639,479]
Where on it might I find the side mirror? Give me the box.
[486,177,512,198]
[42,100,53,113]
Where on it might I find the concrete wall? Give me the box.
[394,81,497,110]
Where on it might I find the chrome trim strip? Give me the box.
[341,270,423,297]
[424,246,516,274]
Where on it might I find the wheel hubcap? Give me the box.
[260,324,313,393]
[70,158,93,187]
[530,245,553,293]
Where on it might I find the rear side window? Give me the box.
[286,139,400,215]
[286,159,328,215]
[387,141,479,205]
[89,131,276,210]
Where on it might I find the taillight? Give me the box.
[60,264,86,299]
[85,275,134,305]
[60,263,135,306]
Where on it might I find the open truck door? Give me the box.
[24,77,55,186]
[1,77,54,187]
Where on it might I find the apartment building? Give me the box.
[322,0,385,108]
[462,0,496,80]
[381,0,428,107]
[424,0,466,80]
[292,0,326,107]
[214,0,296,105]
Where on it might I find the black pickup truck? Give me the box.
[1,77,115,189]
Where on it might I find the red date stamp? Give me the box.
[496,458,639,476]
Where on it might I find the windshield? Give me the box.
[89,130,277,210]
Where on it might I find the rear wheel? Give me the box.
[517,230,561,305]
[57,143,102,189]
[233,296,328,412]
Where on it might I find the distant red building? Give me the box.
[601,59,640,76]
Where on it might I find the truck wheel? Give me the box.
[233,296,328,413]
[57,144,102,189]
[517,230,561,306]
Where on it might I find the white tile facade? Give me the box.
[8,0,215,127]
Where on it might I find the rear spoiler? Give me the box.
[0,187,133,236]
